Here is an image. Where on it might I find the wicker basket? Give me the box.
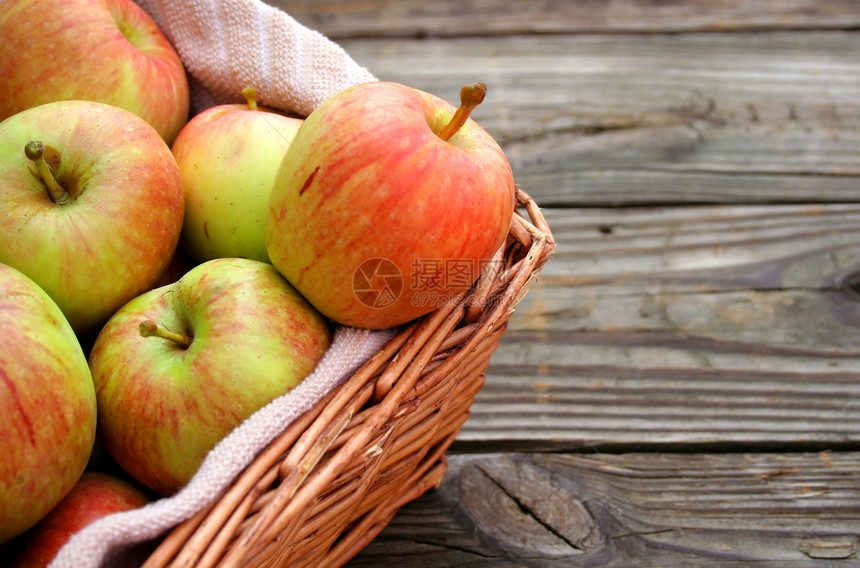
[140,187,554,567]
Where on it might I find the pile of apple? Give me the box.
[0,0,515,561]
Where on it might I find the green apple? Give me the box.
[171,88,303,264]
[265,82,515,329]
[0,263,97,544]
[0,100,185,335]
[0,0,189,144]
[89,257,332,495]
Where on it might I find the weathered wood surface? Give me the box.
[274,0,860,37]
[266,1,860,565]
[350,452,860,567]
[459,204,860,452]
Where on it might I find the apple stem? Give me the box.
[25,141,70,206]
[139,319,193,349]
[438,82,487,142]
[242,87,258,111]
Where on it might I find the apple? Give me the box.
[172,87,304,264]
[89,257,333,495]
[0,100,185,335]
[0,0,189,145]
[0,263,97,544]
[10,472,151,568]
[264,82,515,330]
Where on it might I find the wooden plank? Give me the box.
[269,0,860,38]
[329,32,860,206]
[510,205,860,346]
[348,452,860,566]
[454,205,860,451]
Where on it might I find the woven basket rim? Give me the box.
[144,186,555,568]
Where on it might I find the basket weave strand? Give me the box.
[144,187,554,567]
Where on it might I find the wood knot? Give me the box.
[456,456,606,558]
[798,537,857,560]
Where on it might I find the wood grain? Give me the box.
[452,205,860,451]
[269,1,860,38]
[350,452,860,567]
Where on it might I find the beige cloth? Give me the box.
[136,0,377,117]
[49,2,387,567]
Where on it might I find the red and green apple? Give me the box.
[89,257,332,495]
[0,263,97,544]
[171,88,304,264]
[0,0,189,145]
[264,81,515,330]
[0,100,185,335]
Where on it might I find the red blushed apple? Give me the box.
[0,263,96,544]
[11,472,151,568]
[264,82,515,330]
[0,0,189,144]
